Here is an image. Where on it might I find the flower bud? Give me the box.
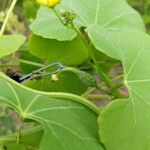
[36,0,60,8]
[60,10,76,25]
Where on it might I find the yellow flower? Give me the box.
[36,0,60,8]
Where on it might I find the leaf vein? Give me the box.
[126,42,145,77]
[102,12,134,28]
[95,0,100,24]
[6,82,22,112]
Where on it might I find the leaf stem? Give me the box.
[18,59,44,67]
[9,57,44,67]
[52,8,65,25]
[86,95,112,101]
[72,25,110,83]
[70,24,122,98]
[0,0,17,37]
[82,74,124,97]
[82,82,105,97]
[110,82,124,92]
[51,8,122,98]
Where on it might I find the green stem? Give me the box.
[0,59,43,70]
[82,82,105,97]
[52,9,122,98]
[0,0,17,37]
[71,24,123,98]
[110,83,124,92]
[82,74,124,97]
[52,8,65,25]
[60,67,112,97]
[71,25,113,85]
[86,95,112,101]
[10,57,44,67]
[112,74,124,81]
[19,59,44,67]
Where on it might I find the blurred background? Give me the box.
[128,0,150,33]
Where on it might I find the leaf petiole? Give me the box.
[49,8,122,98]
[86,95,113,101]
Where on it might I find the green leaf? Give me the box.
[74,1,150,148]
[68,0,145,31]
[97,31,150,150]
[61,0,146,74]
[23,70,87,95]
[20,50,43,74]
[31,0,145,41]
[70,0,146,62]
[63,0,146,59]
[30,6,76,41]
[0,73,103,150]
[29,34,89,66]
[0,35,26,59]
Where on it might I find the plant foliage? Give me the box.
[0,0,150,150]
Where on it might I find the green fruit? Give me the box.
[77,70,97,87]
[60,67,97,87]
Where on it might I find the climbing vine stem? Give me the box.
[0,0,17,37]
[51,9,122,98]
[52,8,65,25]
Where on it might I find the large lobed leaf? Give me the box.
[29,34,89,66]
[31,0,145,41]
[30,6,76,41]
[64,0,150,149]
[68,0,145,31]
[0,73,103,150]
[66,0,146,59]
[97,31,150,150]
